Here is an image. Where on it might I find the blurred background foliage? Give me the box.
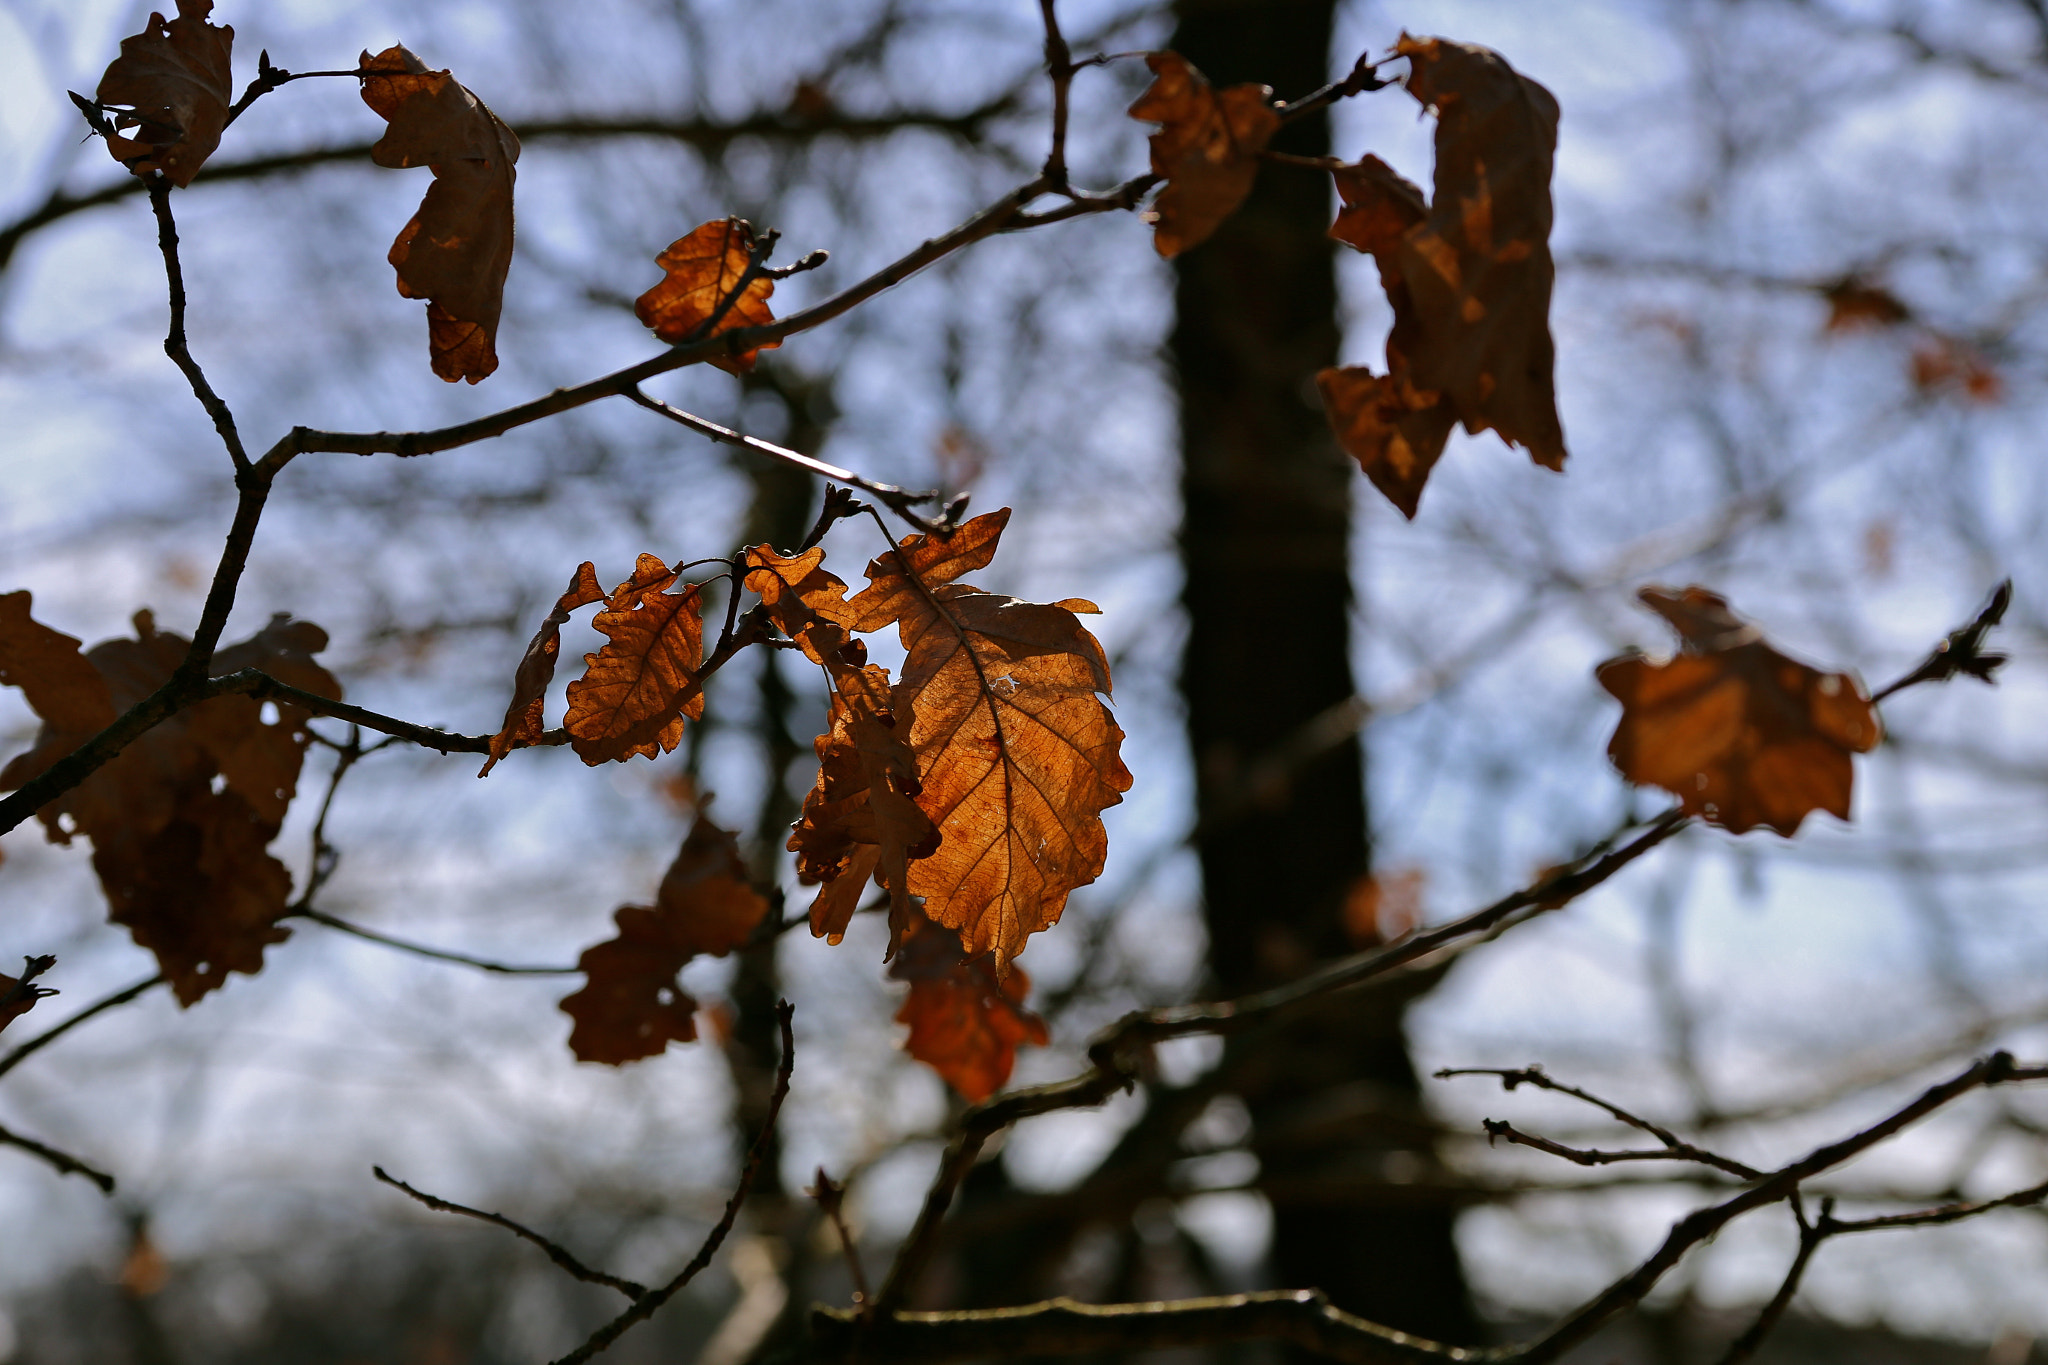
[4,0,2048,1360]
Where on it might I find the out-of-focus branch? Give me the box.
[1871,579,2012,701]
[0,976,164,1082]
[293,909,581,976]
[374,1166,647,1299]
[1439,1066,1764,1181]
[549,1000,795,1365]
[0,1122,116,1193]
[1475,1119,1762,1181]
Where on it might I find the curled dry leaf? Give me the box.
[1128,51,1280,258]
[635,219,780,374]
[848,509,1131,969]
[1597,586,1881,836]
[480,561,604,776]
[563,555,705,765]
[0,606,340,1004]
[91,0,234,187]
[360,45,520,384]
[560,815,768,1065]
[1320,35,1565,518]
[890,912,1046,1103]
[743,545,858,665]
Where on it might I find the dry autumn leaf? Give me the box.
[560,815,768,1065]
[1319,35,1565,518]
[1597,586,1881,836]
[90,0,234,188]
[847,509,1131,969]
[635,219,780,374]
[481,561,604,776]
[563,555,705,765]
[1821,276,1912,332]
[1128,51,1281,258]
[359,45,520,384]
[890,911,1046,1102]
[743,544,858,665]
[0,607,340,1004]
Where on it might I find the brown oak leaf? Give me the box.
[360,45,520,384]
[0,592,117,761]
[560,816,768,1065]
[563,556,705,765]
[847,509,1131,969]
[91,0,234,188]
[1597,586,1881,836]
[789,663,940,949]
[1319,35,1565,517]
[1128,51,1281,258]
[481,562,604,776]
[635,219,780,374]
[743,545,858,664]
[1,609,340,1004]
[890,912,1046,1102]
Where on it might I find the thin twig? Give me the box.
[373,1166,646,1299]
[1438,1066,1764,1181]
[549,999,796,1365]
[0,976,164,1082]
[292,908,581,976]
[1712,1196,1824,1365]
[807,1167,872,1306]
[1871,579,2012,701]
[144,176,249,472]
[0,1122,116,1193]
[1038,0,1076,191]
[1477,1119,1763,1182]
[1273,50,1387,123]
[223,53,364,128]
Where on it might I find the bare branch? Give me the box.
[0,1122,116,1193]
[1713,1196,1824,1365]
[374,1166,646,1299]
[0,976,164,1082]
[293,908,581,976]
[549,999,795,1365]
[1439,1066,1764,1181]
[1871,579,2013,701]
[807,1167,871,1307]
[144,176,249,473]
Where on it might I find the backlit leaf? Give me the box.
[560,816,767,1065]
[848,509,1131,969]
[635,219,779,374]
[890,911,1046,1102]
[1597,586,1881,836]
[743,544,857,665]
[563,556,704,765]
[91,0,234,188]
[360,45,520,384]
[1128,51,1280,258]
[481,561,604,776]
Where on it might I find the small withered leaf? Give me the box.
[1320,36,1566,516]
[1821,277,1912,333]
[848,509,1131,970]
[560,816,767,1066]
[1,610,340,1004]
[890,912,1046,1103]
[1128,52,1280,258]
[1597,586,1881,837]
[360,45,520,384]
[92,0,234,188]
[635,219,779,374]
[0,592,117,761]
[743,545,857,664]
[564,558,704,765]
[481,562,604,776]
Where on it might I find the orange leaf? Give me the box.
[634,219,779,374]
[1128,52,1281,258]
[789,663,939,948]
[560,816,767,1065]
[481,562,604,776]
[890,912,1046,1102]
[1343,867,1426,947]
[563,556,705,765]
[1320,36,1565,517]
[743,544,858,664]
[2,609,339,1004]
[1597,586,1881,836]
[92,0,234,188]
[1821,276,1912,333]
[848,509,1131,969]
[360,45,520,384]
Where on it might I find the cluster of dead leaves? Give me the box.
[88,0,235,187]
[559,815,767,1065]
[1598,586,1881,836]
[533,511,1127,1097]
[0,593,340,1003]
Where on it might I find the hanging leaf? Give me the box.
[359,45,520,384]
[890,911,1046,1102]
[1,609,340,1004]
[0,591,117,759]
[635,219,780,374]
[743,544,858,664]
[560,816,768,1065]
[89,0,235,188]
[481,562,604,776]
[847,509,1131,970]
[1127,51,1280,258]
[1320,35,1565,517]
[563,556,705,765]
[1597,586,1881,836]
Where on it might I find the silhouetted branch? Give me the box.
[1713,1196,1823,1365]
[1439,1066,1764,1181]
[374,1166,646,1299]
[807,1167,871,1307]
[145,177,249,473]
[0,976,165,1082]
[293,909,581,976]
[549,1000,795,1365]
[0,1121,116,1193]
[1871,579,2012,701]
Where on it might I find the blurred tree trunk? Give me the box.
[1170,0,1480,1343]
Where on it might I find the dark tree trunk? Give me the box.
[1170,0,1480,1343]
